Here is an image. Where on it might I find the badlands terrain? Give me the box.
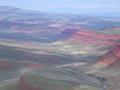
[0,6,120,90]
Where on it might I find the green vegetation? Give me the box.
[0,83,17,90]
[24,73,76,90]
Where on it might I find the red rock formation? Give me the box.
[28,64,44,69]
[97,45,120,67]
[0,60,12,69]
[67,30,120,46]
[18,75,41,90]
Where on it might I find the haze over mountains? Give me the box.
[0,6,120,90]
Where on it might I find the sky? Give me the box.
[0,0,120,15]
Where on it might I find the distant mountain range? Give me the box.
[0,6,120,42]
[0,6,120,18]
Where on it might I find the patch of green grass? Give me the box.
[0,83,17,90]
[25,73,76,90]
